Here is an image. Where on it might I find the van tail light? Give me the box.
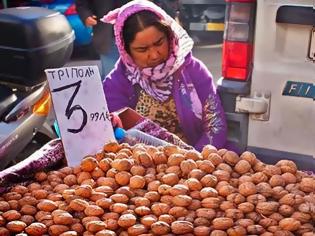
[222,0,256,81]
[64,4,77,15]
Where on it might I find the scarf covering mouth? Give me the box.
[101,0,194,102]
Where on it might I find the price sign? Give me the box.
[45,66,115,166]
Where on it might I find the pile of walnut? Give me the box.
[0,142,315,236]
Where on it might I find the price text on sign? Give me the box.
[45,66,115,167]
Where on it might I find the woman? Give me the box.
[102,0,227,151]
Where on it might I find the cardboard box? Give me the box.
[114,107,144,130]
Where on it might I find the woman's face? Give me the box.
[129,26,170,69]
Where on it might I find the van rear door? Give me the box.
[247,0,315,169]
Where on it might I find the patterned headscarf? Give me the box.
[101,0,194,102]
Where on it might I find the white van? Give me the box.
[217,0,315,171]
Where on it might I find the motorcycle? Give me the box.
[0,6,74,170]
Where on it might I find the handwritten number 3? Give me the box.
[52,81,87,133]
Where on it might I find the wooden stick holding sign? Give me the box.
[45,66,115,167]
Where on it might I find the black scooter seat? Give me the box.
[0,85,17,119]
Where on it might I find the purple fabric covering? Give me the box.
[0,139,65,194]
[133,118,193,150]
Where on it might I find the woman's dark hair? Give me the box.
[122,10,172,54]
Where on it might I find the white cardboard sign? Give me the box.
[45,66,115,167]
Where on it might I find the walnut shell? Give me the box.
[20,215,35,225]
[217,185,235,197]
[210,230,227,236]
[59,231,78,236]
[282,173,297,184]
[269,175,286,187]
[167,153,185,166]
[6,221,27,233]
[129,175,146,189]
[69,199,89,212]
[161,173,179,186]
[225,209,244,220]
[279,218,301,231]
[263,165,282,177]
[134,152,154,167]
[251,172,269,184]
[95,229,116,236]
[151,203,170,216]
[98,158,111,172]
[206,153,223,166]
[279,204,295,217]
[180,159,197,175]
[168,206,188,218]
[103,142,120,153]
[227,193,246,204]
[299,178,315,193]
[111,158,132,172]
[235,219,254,228]
[194,226,211,236]
[189,169,206,180]
[259,218,277,228]
[220,201,235,211]
[53,211,73,225]
[127,223,147,236]
[212,170,230,182]
[183,149,201,161]
[151,221,171,235]
[200,174,218,187]
[197,160,215,174]
[74,185,93,198]
[2,210,21,221]
[185,178,202,191]
[86,221,106,233]
[201,197,221,208]
[201,145,218,159]
[291,211,312,223]
[238,202,255,213]
[80,156,98,172]
[0,201,10,212]
[25,222,48,235]
[223,151,240,166]
[246,212,262,223]
[212,217,234,230]
[200,187,218,198]
[238,182,257,196]
[256,182,273,198]
[256,201,279,216]
[171,220,194,234]
[227,226,246,236]
[196,208,216,220]
[48,225,69,236]
[141,215,158,227]
[247,224,265,234]
[117,214,137,228]
[234,160,251,174]
[275,160,297,174]
[240,151,257,166]
[172,195,192,207]
[20,205,37,215]
[84,205,104,216]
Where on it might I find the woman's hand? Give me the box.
[110,113,123,128]
[85,15,98,27]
